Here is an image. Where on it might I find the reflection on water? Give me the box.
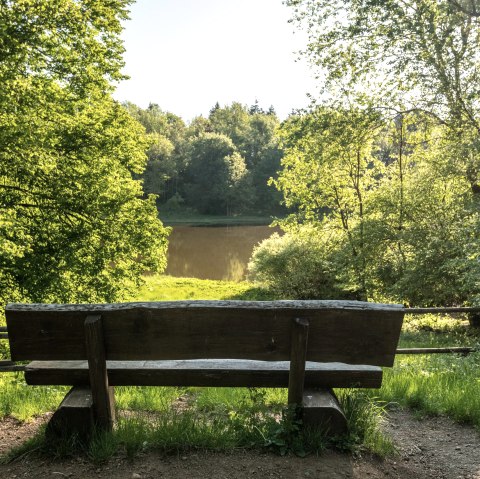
[165,225,278,281]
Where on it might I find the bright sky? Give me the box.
[113,0,317,122]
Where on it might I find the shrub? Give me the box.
[248,230,351,300]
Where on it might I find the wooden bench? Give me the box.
[5,300,404,439]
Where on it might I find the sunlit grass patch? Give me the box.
[0,373,67,421]
[1,384,391,462]
[133,275,271,301]
[379,352,480,427]
[115,386,182,412]
[377,313,480,428]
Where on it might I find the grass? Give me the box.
[0,375,68,421]
[1,277,479,462]
[374,313,480,427]
[2,387,391,464]
[134,274,273,301]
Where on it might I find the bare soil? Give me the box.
[0,408,479,479]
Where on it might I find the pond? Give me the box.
[164,225,278,281]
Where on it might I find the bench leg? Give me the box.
[288,318,309,408]
[85,315,115,431]
[302,388,348,436]
[46,386,95,442]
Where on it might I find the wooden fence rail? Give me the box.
[0,326,7,340]
[0,360,25,372]
[396,347,475,355]
[404,306,480,314]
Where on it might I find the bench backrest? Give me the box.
[6,300,404,367]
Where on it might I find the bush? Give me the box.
[248,230,351,300]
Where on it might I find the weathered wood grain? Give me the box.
[5,300,405,312]
[288,318,309,406]
[24,360,383,388]
[6,301,404,366]
[302,388,348,434]
[46,386,94,442]
[85,315,115,431]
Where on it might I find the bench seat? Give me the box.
[25,359,382,388]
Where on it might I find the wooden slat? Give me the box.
[6,301,404,366]
[396,347,475,355]
[288,318,309,406]
[0,360,24,372]
[85,315,115,431]
[24,360,383,388]
[0,333,8,340]
[404,307,480,314]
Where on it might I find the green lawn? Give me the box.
[133,275,272,301]
[375,313,480,427]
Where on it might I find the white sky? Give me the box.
[113,0,318,121]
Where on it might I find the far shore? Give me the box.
[159,212,278,227]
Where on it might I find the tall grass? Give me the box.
[134,275,272,301]
[375,313,480,428]
[336,390,395,456]
[0,373,67,421]
[378,352,480,426]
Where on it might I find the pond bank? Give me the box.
[159,213,275,226]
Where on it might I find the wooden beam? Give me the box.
[302,388,347,435]
[84,315,115,431]
[404,307,480,314]
[288,318,309,407]
[46,386,94,442]
[0,360,24,372]
[396,347,475,355]
[24,359,383,388]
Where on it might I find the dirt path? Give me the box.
[0,409,479,479]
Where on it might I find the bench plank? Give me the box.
[6,301,404,366]
[24,360,383,388]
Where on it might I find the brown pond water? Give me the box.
[164,225,277,281]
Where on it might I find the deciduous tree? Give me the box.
[0,0,169,309]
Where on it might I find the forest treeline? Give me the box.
[124,101,285,216]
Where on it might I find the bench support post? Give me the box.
[302,388,348,435]
[46,386,95,442]
[85,315,115,431]
[288,317,309,408]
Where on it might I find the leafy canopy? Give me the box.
[0,0,169,308]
